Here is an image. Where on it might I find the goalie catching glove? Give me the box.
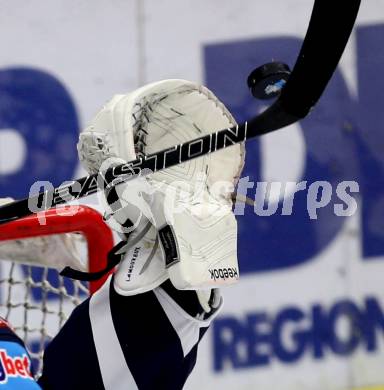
[78,79,245,294]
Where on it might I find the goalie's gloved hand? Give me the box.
[77,80,245,302]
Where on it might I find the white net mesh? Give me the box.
[0,206,114,376]
[0,262,88,374]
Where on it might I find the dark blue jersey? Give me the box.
[38,276,221,390]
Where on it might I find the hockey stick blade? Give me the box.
[0,0,361,225]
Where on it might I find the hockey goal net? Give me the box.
[0,205,114,375]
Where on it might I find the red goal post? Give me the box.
[0,205,114,374]
[0,205,113,294]
[0,205,114,294]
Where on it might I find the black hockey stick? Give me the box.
[0,0,361,225]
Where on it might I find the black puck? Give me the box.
[247,62,291,100]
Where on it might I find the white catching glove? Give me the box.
[77,79,245,297]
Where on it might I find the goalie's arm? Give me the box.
[0,0,361,225]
